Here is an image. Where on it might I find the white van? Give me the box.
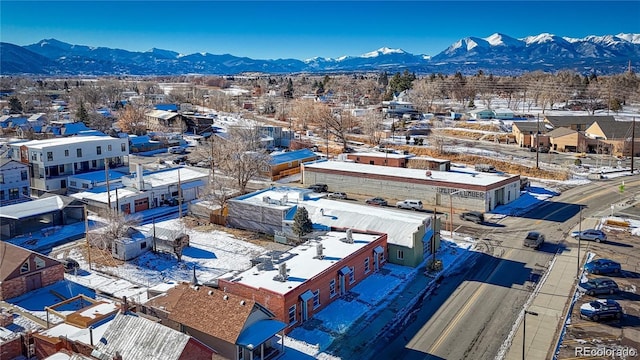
[168,146,185,154]
[396,199,423,210]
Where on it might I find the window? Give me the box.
[96,146,102,155]
[364,257,370,273]
[31,152,37,161]
[312,290,320,309]
[34,257,45,269]
[108,145,112,151]
[82,183,89,189]
[141,241,147,250]
[65,149,69,156]
[47,152,53,161]
[0,190,4,199]
[22,187,28,196]
[91,160,97,168]
[397,250,404,260]
[0,173,3,184]
[70,181,77,187]
[349,266,355,284]
[288,305,297,325]
[121,143,126,152]
[9,188,19,199]
[77,148,82,157]
[329,279,336,298]
[20,261,29,273]
[21,170,28,180]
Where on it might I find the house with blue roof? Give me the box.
[268,148,317,180]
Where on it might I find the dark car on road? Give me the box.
[460,211,484,224]
[571,229,607,243]
[365,197,387,206]
[580,299,623,321]
[584,259,622,275]
[308,183,328,193]
[578,278,619,296]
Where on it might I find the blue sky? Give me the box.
[1,1,639,60]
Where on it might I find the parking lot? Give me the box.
[557,224,640,359]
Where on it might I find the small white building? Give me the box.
[112,227,154,261]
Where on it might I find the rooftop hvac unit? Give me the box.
[315,243,324,259]
[263,196,271,203]
[273,262,288,282]
[280,194,288,205]
[346,229,353,243]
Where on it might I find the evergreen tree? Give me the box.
[76,102,89,123]
[284,78,294,99]
[292,207,313,238]
[8,97,23,114]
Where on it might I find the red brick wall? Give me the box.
[219,233,387,334]
[0,337,23,360]
[0,265,64,300]
[179,338,216,360]
[347,154,406,167]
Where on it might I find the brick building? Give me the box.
[0,242,64,300]
[218,230,387,334]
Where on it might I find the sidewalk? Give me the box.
[504,217,600,360]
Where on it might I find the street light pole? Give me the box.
[577,205,583,279]
[523,310,539,360]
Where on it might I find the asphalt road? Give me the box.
[356,177,640,360]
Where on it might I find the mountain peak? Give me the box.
[484,33,522,47]
[361,47,405,58]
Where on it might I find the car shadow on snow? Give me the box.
[601,240,634,248]
[536,241,568,254]
[480,221,506,228]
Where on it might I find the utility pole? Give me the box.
[84,205,91,270]
[536,114,540,169]
[632,117,635,174]
[105,161,111,212]
[577,205,582,279]
[178,168,183,220]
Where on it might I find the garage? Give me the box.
[134,198,149,212]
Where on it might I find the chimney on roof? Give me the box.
[120,296,128,314]
[345,229,353,243]
[136,163,144,190]
[191,266,199,286]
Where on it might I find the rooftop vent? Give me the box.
[315,243,324,259]
[341,228,354,244]
[273,262,289,282]
[240,300,246,306]
[223,295,229,300]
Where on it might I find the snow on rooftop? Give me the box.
[229,231,380,295]
[303,161,518,187]
[77,302,119,319]
[40,317,112,346]
[9,135,115,149]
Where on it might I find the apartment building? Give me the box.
[8,136,129,196]
[0,158,30,205]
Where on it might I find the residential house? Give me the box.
[468,109,494,120]
[142,283,287,360]
[145,110,185,132]
[7,135,129,196]
[382,100,419,119]
[66,169,127,194]
[227,187,434,267]
[406,156,451,172]
[218,229,387,334]
[543,115,614,132]
[493,108,515,120]
[584,119,640,156]
[128,134,163,153]
[547,127,588,153]
[0,158,30,205]
[511,121,549,148]
[0,242,64,300]
[269,149,317,180]
[91,312,217,360]
[0,195,84,241]
[111,227,154,261]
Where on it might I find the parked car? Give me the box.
[523,231,545,249]
[580,299,623,321]
[584,259,622,275]
[365,197,387,206]
[168,146,185,154]
[327,192,347,199]
[578,278,619,296]
[460,211,484,224]
[396,199,423,210]
[62,258,80,273]
[308,183,328,193]
[571,229,607,242]
[173,155,188,164]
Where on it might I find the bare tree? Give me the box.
[89,211,141,250]
[361,111,385,145]
[117,104,148,135]
[214,124,271,194]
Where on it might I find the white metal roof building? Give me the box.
[301,161,521,213]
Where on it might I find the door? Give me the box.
[26,273,42,292]
[134,198,149,212]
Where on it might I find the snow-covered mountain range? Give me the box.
[1,33,638,76]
